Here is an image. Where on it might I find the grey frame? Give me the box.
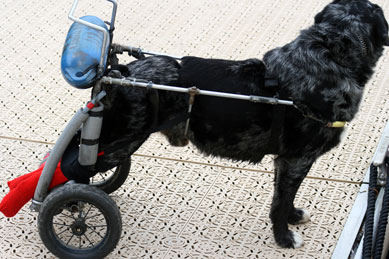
[332,121,389,259]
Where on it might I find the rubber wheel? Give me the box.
[38,184,122,259]
[90,158,131,194]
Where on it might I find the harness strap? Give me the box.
[264,76,279,89]
[267,104,286,154]
[148,88,160,131]
[147,87,190,134]
[263,72,285,155]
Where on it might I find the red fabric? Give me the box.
[0,162,68,217]
[8,153,49,190]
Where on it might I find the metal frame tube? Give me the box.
[112,44,183,60]
[79,103,104,166]
[30,91,106,211]
[107,0,117,30]
[101,77,294,106]
[141,49,182,60]
[30,109,90,211]
[331,172,370,259]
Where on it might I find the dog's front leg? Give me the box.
[270,156,313,248]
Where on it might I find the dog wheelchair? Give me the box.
[26,0,300,257]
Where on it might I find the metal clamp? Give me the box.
[372,122,389,186]
[184,87,200,136]
[373,122,389,167]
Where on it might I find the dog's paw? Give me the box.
[288,208,311,225]
[275,231,304,248]
[291,231,304,248]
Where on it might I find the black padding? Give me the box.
[60,140,96,184]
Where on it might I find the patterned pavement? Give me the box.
[1,0,389,258]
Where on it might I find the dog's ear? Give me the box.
[315,12,324,24]
[373,7,389,46]
[314,11,324,24]
[314,3,336,24]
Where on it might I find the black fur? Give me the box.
[95,0,388,248]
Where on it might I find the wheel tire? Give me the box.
[38,184,122,259]
[90,158,131,194]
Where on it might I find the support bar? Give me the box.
[101,77,294,106]
[111,43,183,60]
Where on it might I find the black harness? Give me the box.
[100,68,286,157]
[146,71,285,155]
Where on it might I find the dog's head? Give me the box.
[314,0,389,48]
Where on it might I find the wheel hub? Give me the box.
[70,218,87,236]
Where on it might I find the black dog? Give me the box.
[93,0,388,248]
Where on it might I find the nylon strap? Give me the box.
[267,104,286,155]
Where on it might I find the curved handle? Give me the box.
[69,0,117,31]
[107,0,117,31]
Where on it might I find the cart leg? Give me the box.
[30,108,90,211]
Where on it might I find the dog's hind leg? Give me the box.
[270,156,314,248]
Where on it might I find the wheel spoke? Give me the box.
[85,213,102,220]
[87,225,105,239]
[66,234,75,245]
[84,204,94,219]
[53,222,71,227]
[56,227,70,236]
[83,232,95,247]
[88,224,107,228]
[79,236,82,249]
[59,212,74,220]
[99,173,106,181]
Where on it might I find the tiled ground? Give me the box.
[1,0,389,258]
